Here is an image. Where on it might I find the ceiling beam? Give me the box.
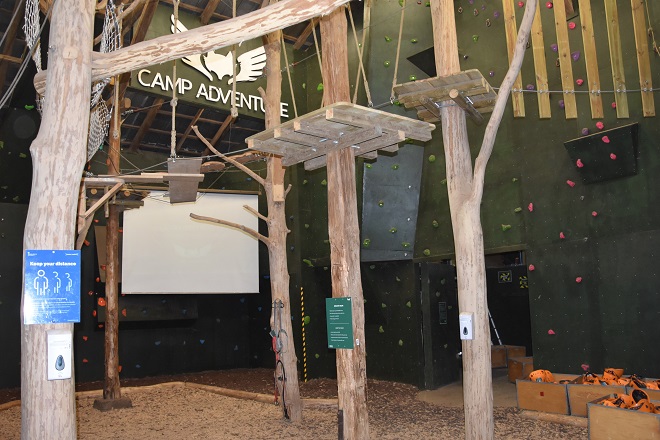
[293,18,316,50]
[0,0,26,91]
[131,0,159,45]
[129,97,164,152]
[201,114,235,156]
[176,108,205,151]
[0,54,22,64]
[200,0,221,25]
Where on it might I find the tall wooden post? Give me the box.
[93,82,132,411]
[262,28,303,421]
[430,1,493,439]
[320,7,370,440]
[21,0,94,436]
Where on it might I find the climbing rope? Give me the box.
[348,3,373,107]
[281,34,299,118]
[390,0,406,102]
[230,0,238,118]
[170,0,180,158]
[311,19,325,108]
[645,0,659,56]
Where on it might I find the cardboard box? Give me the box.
[567,383,626,417]
[491,345,527,368]
[508,356,534,383]
[516,374,577,415]
[588,396,660,440]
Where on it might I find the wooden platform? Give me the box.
[246,102,435,171]
[392,69,497,123]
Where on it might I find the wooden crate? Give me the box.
[626,378,660,401]
[568,383,625,417]
[508,356,534,383]
[588,396,660,439]
[491,345,527,368]
[516,374,577,415]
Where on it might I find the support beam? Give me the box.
[293,19,317,50]
[129,97,164,152]
[34,0,351,92]
[320,7,370,440]
[21,0,94,436]
[176,108,205,152]
[200,0,221,25]
[202,113,235,156]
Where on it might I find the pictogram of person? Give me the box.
[34,269,48,296]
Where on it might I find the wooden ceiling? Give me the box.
[0,0,360,159]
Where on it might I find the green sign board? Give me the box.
[325,297,354,349]
[130,5,293,120]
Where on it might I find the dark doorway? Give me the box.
[419,262,461,389]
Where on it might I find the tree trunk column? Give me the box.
[21,0,94,437]
[263,29,303,422]
[430,1,494,439]
[320,7,370,440]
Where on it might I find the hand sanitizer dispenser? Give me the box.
[459,312,474,340]
[47,329,72,380]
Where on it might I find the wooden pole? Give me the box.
[429,1,537,439]
[262,25,303,422]
[93,81,132,411]
[21,0,94,436]
[320,7,370,440]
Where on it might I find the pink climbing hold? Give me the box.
[559,232,566,239]
[546,1,553,8]
[575,276,583,283]
[528,202,534,212]
[517,1,524,7]
[592,211,598,217]
[576,158,584,168]
[612,102,617,109]
[596,121,605,130]
[602,135,610,143]
[566,180,576,187]
[547,329,556,335]
[610,153,617,160]
[576,78,584,86]
[568,22,576,30]
[581,364,590,372]
[529,264,536,271]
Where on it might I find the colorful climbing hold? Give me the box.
[517,1,524,7]
[303,316,311,325]
[381,303,387,308]
[571,51,580,61]
[602,136,610,143]
[302,259,314,267]
[441,178,447,185]
[514,207,522,213]
[410,38,418,44]
[581,364,590,372]
[576,78,584,86]
[321,179,327,186]
[493,10,500,19]
[409,75,417,81]
[383,60,391,67]
[406,301,412,308]
[581,128,589,136]
[546,1,553,8]
[378,200,384,207]
[389,227,397,233]
[365,164,372,169]
[610,153,617,160]
[512,177,518,182]
[423,249,431,256]
[566,180,576,187]
[611,102,617,109]
[432,220,439,228]
[591,211,598,217]
[528,203,534,212]
[575,276,582,283]
[398,339,404,346]
[596,121,604,130]
[315,353,320,359]
[558,100,565,109]
[526,84,535,90]
[428,154,436,162]
[121,308,127,317]
[316,83,324,92]
[401,242,411,248]
[472,35,479,43]
[501,224,512,232]
[550,43,558,52]
[559,232,566,239]
[379,326,385,333]
[529,264,536,271]
[363,238,371,247]
[576,158,584,168]
[489,70,495,77]
[547,329,555,335]
[568,22,576,30]
[384,36,392,42]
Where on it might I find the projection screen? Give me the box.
[122,191,259,294]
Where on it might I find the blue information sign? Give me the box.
[24,250,81,324]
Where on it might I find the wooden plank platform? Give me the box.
[392,69,497,123]
[604,0,629,118]
[531,5,551,118]
[502,0,525,117]
[630,0,655,117]
[553,0,577,119]
[578,0,604,119]
[246,102,435,171]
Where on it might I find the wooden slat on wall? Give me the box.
[604,0,629,118]
[553,0,577,119]
[630,0,655,117]
[502,0,525,117]
[531,4,551,118]
[578,0,604,119]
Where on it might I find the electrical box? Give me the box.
[459,312,474,340]
[47,329,72,380]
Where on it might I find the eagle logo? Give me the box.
[171,15,267,84]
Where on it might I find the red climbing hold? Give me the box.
[547,329,556,335]
[592,211,598,217]
[122,308,127,317]
[82,335,88,342]
[559,232,566,239]
[528,264,536,271]
[566,180,576,187]
[528,202,534,212]
[596,121,604,130]
[576,158,584,168]
[575,276,583,283]
[546,1,553,8]
[602,136,610,143]
[610,153,617,160]
[97,297,106,307]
